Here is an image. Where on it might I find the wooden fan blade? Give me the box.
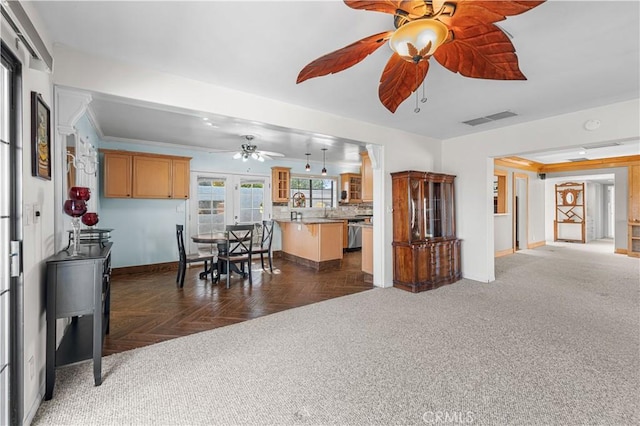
[434,24,526,80]
[378,53,429,113]
[436,0,545,28]
[344,1,427,18]
[297,31,394,83]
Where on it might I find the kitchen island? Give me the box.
[276,218,344,270]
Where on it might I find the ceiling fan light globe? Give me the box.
[258,155,265,162]
[389,19,448,61]
[251,152,259,160]
[233,152,242,160]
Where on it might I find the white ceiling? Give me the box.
[32,0,640,164]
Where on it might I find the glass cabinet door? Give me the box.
[409,178,423,241]
[429,181,444,238]
[441,181,454,238]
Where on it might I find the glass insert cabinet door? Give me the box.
[410,177,423,241]
[426,180,455,239]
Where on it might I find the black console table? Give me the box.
[45,242,112,400]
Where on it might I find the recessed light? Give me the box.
[578,150,586,155]
[202,117,209,121]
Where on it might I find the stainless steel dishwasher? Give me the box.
[347,219,365,251]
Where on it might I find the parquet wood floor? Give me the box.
[103,251,373,355]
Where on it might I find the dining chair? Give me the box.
[253,220,275,272]
[175,224,215,288]
[217,224,254,288]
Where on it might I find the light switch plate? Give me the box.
[24,204,32,226]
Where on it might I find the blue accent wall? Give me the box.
[93,119,353,267]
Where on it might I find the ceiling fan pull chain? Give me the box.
[414,70,421,113]
[421,82,427,103]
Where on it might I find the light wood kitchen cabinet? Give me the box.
[133,155,172,198]
[361,151,373,202]
[103,152,132,198]
[102,150,191,199]
[361,226,373,275]
[272,167,291,203]
[172,158,191,199]
[628,164,640,257]
[340,173,362,203]
[342,220,348,250]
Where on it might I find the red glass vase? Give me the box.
[63,199,87,217]
[81,212,99,227]
[68,186,91,201]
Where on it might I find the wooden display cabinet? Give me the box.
[391,170,461,292]
[340,173,362,203]
[271,167,291,203]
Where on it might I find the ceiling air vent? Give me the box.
[462,111,518,126]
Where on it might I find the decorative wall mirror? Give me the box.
[560,188,580,206]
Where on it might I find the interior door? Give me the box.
[513,174,529,250]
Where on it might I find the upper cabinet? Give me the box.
[103,152,132,198]
[361,151,373,202]
[271,167,291,203]
[102,150,191,199]
[340,173,362,204]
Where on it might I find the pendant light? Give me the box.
[305,153,311,172]
[321,148,327,176]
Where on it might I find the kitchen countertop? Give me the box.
[275,216,372,224]
[275,218,345,224]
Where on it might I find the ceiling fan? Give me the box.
[297,0,545,113]
[232,135,285,162]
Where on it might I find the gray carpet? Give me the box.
[33,242,639,425]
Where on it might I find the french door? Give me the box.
[1,42,22,426]
[189,172,270,252]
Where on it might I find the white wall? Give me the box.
[2,3,55,423]
[443,99,639,282]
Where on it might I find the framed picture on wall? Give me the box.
[31,91,51,180]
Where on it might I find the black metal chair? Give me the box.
[253,220,275,272]
[217,224,254,288]
[176,224,215,288]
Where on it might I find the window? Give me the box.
[290,176,336,208]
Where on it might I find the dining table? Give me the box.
[191,232,247,280]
